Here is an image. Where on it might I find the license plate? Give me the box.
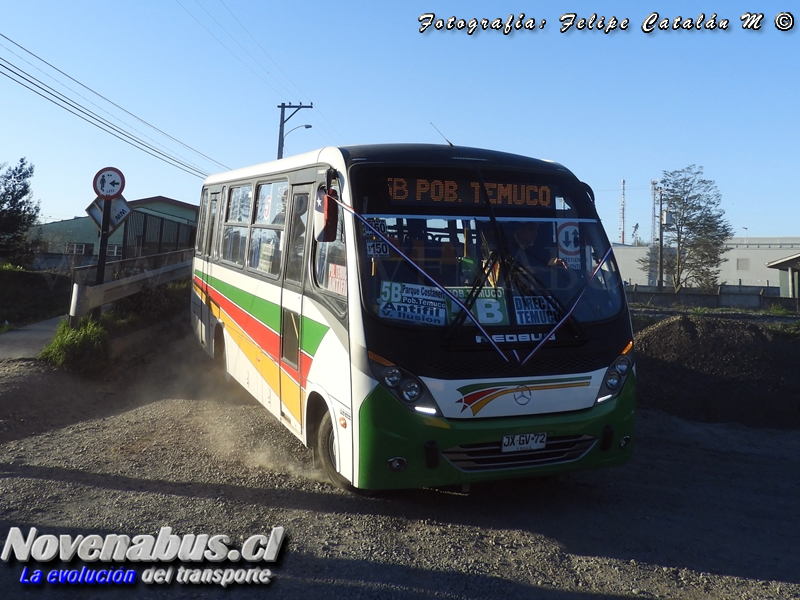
[501,432,547,453]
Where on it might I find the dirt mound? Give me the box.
[635,315,800,429]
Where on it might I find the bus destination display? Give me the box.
[387,177,553,208]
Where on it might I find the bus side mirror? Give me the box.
[314,188,339,242]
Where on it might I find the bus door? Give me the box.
[196,187,220,350]
[279,184,312,432]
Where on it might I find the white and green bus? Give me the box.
[191,144,635,492]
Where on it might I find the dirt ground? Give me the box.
[635,314,800,429]
[0,316,798,599]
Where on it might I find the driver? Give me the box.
[513,221,567,269]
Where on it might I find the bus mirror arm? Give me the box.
[582,182,596,205]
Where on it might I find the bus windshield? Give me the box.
[352,165,624,330]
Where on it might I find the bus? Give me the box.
[191,144,635,492]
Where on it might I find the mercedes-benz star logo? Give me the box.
[513,385,532,406]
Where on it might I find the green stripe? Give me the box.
[301,317,329,356]
[195,268,330,356]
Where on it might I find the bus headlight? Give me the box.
[613,356,631,376]
[401,380,421,402]
[604,370,621,389]
[383,366,402,388]
[595,342,634,404]
[369,352,440,416]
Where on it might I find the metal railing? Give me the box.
[71,249,194,287]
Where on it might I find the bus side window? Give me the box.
[196,188,208,255]
[207,191,219,259]
[314,192,346,296]
[221,185,252,266]
[248,181,287,276]
[285,190,309,284]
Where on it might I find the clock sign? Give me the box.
[93,167,125,200]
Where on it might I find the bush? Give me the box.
[768,304,792,316]
[111,277,190,324]
[0,268,71,326]
[39,318,109,374]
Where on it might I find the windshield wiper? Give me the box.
[505,257,585,337]
[446,246,499,338]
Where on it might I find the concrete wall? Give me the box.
[613,236,800,293]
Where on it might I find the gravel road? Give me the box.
[0,324,798,599]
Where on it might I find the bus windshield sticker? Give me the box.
[446,287,509,326]
[556,220,582,270]
[512,295,558,325]
[366,239,390,258]
[379,282,511,327]
[363,217,387,237]
[364,218,391,257]
[379,281,448,325]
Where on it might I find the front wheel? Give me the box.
[315,412,354,491]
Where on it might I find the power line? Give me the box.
[0,39,212,175]
[0,32,230,172]
[218,0,306,102]
[191,0,298,101]
[173,0,287,99]
[207,0,344,145]
[0,61,209,178]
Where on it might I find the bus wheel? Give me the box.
[316,412,356,492]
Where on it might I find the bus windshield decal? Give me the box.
[379,281,560,328]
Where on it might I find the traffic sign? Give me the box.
[85,195,132,234]
[93,167,125,200]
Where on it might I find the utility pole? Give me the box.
[619,178,626,244]
[657,188,664,292]
[277,102,313,159]
[650,179,658,246]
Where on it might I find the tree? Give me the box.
[638,165,733,292]
[0,158,39,264]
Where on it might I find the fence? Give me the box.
[626,284,799,313]
[121,211,195,259]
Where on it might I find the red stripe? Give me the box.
[462,387,504,407]
[195,275,316,387]
[194,275,281,359]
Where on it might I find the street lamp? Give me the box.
[278,124,311,159]
[743,227,748,238]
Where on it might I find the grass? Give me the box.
[39,317,109,374]
[38,277,191,374]
[767,304,793,316]
[765,320,800,340]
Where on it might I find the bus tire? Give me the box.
[316,411,356,492]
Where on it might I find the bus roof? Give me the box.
[339,144,574,176]
[203,144,577,186]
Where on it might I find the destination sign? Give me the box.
[387,177,552,208]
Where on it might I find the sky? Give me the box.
[1,1,798,240]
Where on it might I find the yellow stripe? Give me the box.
[470,381,590,415]
[196,281,303,426]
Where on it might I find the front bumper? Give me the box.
[356,373,636,490]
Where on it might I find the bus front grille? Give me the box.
[442,435,596,472]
